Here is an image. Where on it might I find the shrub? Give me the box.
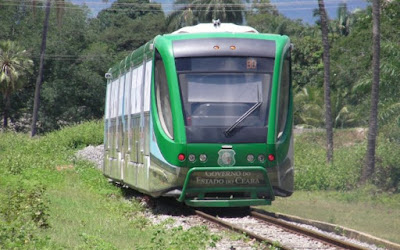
[373,137,400,192]
[0,181,50,248]
[294,131,364,191]
[0,120,104,248]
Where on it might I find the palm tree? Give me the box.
[30,0,64,137]
[0,40,33,129]
[318,0,334,163]
[336,2,352,36]
[362,0,381,182]
[166,4,195,30]
[294,86,325,127]
[30,0,109,136]
[168,0,244,30]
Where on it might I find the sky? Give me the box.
[70,0,370,24]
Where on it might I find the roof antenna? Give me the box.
[212,19,221,27]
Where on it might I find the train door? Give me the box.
[126,66,139,187]
[121,65,132,181]
[143,59,152,187]
[107,76,119,178]
[113,70,125,181]
[135,63,146,189]
[123,66,134,186]
[104,78,112,176]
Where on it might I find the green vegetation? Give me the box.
[261,129,400,244]
[264,191,400,244]
[0,121,219,249]
[0,0,399,134]
[0,0,399,247]
[294,129,400,192]
[2,122,399,248]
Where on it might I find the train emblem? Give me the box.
[218,149,236,167]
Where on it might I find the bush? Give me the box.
[44,120,104,150]
[0,120,104,248]
[294,128,400,193]
[373,137,400,192]
[294,131,365,191]
[0,181,50,248]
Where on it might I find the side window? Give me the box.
[144,60,152,112]
[118,74,125,117]
[277,53,290,139]
[105,82,111,119]
[155,51,174,139]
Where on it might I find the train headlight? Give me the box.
[257,154,266,163]
[188,154,196,162]
[178,153,185,161]
[247,154,255,163]
[199,154,207,162]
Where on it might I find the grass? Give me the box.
[262,190,400,244]
[0,121,219,249]
[261,128,400,244]
[43,170,152,249]
[1,122,399,248]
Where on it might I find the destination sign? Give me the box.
[188,171,266,188]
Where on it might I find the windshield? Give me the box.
[176,57,274,143]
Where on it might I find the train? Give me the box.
[103,21,294,207]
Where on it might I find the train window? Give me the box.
[277,55,290,139]
[112,79,119,118]
[118,75,124,116]
[131,68,138,114]
[176,56,273,143]
[155,51,174,139]
[124,70,132,116]
[143,60,152,112]
[105,82,111,120]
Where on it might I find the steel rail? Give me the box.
[194,210,291,250]
[250,210,368,250]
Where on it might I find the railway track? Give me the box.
[195,209,369,250]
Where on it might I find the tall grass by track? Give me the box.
[294,129,400,192]
[0,121,219,249]
[263,129,400,244]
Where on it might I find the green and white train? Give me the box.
[104,22,293,207]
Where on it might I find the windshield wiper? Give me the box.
[224,101,262,137]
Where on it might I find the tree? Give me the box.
[31,0,52,136]
[336,2,352,36]
[246,2,308,36]
[97,0,165,55]
[318,0,334,163]
[0,40,33,128]
[97,0,160,28]
[168,0,245,30]
[31,0,64,137]
[166,4,195,30]
[249,0,278,15]
[362,0,381,182]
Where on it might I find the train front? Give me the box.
[149,27,294,207]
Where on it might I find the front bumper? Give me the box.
[178,166,275,207]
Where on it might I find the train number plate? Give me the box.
[188,170,266,188]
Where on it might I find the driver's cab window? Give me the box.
[154,50,173,139]
[277,52,290,140]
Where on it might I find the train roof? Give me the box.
[171,22,258,34]
[106,23,289,78]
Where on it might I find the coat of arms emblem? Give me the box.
[218,149,236,167]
